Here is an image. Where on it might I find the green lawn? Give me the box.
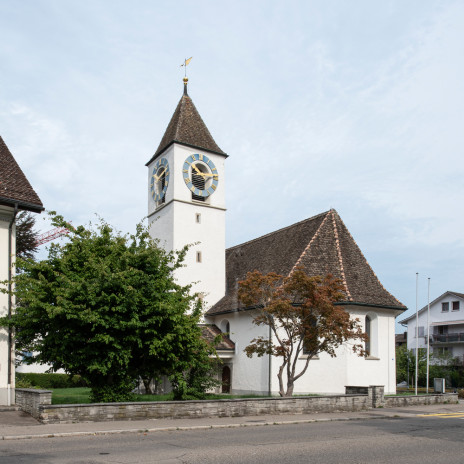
[51,388,269,405]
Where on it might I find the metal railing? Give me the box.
[430,333,464,343]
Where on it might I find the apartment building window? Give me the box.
[442,302,449,312]
[452,301,460,311]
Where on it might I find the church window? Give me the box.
[196,213,201,224]
[364,312,378,358]
[196,251,202,263]
[153,165,167,207]
[192,164,206,202]
[365,316,371,356]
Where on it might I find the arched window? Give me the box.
[365,312,378,358]
[365,315,371,356]
[220,319,230,337]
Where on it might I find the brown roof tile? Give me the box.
[207,209,406,315]
[146,87,226,165]
[200,324,235,351]
[0,136,44,212]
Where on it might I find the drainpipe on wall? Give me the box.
[7,203,18,406]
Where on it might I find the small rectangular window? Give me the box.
[416,326,424,337]
[442,302,449,312]
[196,213,201,224]
[196,251,202,263]
[452,301,460,311]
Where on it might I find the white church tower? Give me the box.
[146,77,227,308]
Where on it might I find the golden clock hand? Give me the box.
[154,167,166,181]
[192,164,202,175]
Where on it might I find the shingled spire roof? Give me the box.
[0,136,44,212]
[146,81,226,165]
[207,209,406,316]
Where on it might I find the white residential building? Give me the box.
[399,291,464,363]
[0,136,43,405]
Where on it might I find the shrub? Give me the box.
[458,389,464,399]
[16,373,89,389]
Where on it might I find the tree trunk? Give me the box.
[285,381,294,397]
[142,376,153,395]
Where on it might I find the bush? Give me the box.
[16,373,89,389]
[458,389,464,399]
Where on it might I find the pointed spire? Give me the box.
[183,77,188,96]
[146,80,226,165]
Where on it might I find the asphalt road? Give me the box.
[1,415,463,464]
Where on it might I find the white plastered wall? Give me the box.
[211,305,398,395]
[0,206,15,405]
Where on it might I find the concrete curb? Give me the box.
[0,414,400,441]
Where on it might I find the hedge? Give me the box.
[16,373,89,389]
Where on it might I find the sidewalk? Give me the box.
[1,402,463,441]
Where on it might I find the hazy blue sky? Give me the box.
[1,1,463,329]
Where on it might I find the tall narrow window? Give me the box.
[365,315,371,356]
[196,251,202,263]
[196,213,201,224]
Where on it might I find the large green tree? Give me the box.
[238,269,366,397]
[1,213,214,402]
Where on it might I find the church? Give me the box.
[147,77,407,395]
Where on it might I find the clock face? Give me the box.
[150,157,170,202]
[183,153,219,198]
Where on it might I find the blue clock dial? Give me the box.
[183,153,218,198]
[150,158,170,202]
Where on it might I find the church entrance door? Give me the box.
[221,366,231,393]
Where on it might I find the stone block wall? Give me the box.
[37,394,371,424]
[15,388,52,419]
[384,393,458,408]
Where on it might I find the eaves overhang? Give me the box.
[207,300,407,317]
[146,140,228,166]
[0,196,44,213]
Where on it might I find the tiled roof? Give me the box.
[207,209,406,315]
[200,324,235,351]
[146,86,226,165]
[0,136,44,212]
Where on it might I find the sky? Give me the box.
[1,0,463,331]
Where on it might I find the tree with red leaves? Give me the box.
[238,268,367,397]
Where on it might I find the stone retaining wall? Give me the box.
[15,387,459,424]
[384,393,458,407]
[36,394,371,424]
[15,389,52,419]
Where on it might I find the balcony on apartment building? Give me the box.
[429,320,464,344]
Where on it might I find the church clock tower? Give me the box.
[146,78,227,308]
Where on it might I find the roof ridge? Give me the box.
[287,211,331,276]
[334,211,404,307]
[227,210,331,252]
[331,210,352,300]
